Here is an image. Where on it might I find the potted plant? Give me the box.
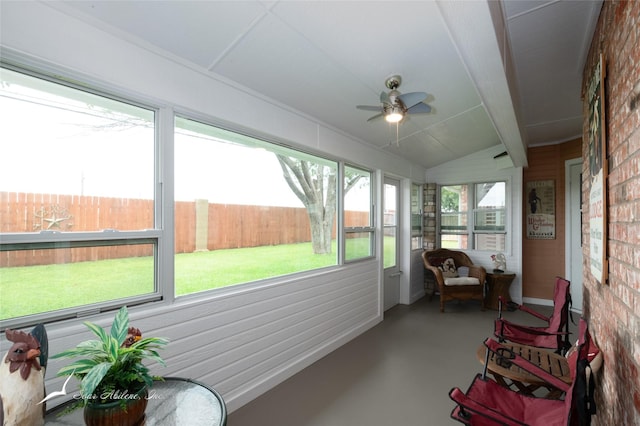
[52,306,169,426]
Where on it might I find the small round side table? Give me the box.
[485,271,516,310]
[44,377,226,425]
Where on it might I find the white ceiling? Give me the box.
[53,0,602,169]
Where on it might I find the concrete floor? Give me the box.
[229,297,560,426]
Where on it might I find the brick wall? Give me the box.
[582,1,640,424]
[422,183,437,294]
[422,183,437,251]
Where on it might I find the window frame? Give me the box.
[0,232,163,325]
[172,114,342,294]
[0,63,382,328]
[438,180,508,252]
[343,164,375,263]
[0,63,164,329]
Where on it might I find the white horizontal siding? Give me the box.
[35,261,380,412]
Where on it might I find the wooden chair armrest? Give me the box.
[468,265,485,279]
[484,338,570,392]
[424,264,444,283]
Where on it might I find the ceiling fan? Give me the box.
[357,75,432,123]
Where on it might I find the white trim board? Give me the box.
[522,297,553,307]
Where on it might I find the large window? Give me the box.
[343,166,374,262]
[0,66,159,326]
[439,182,506,251]
[440,185,469,249]
[174,117,339,295]
[474,182,506,251]
[0,65,380,327]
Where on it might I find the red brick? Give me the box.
[583,2,640,423]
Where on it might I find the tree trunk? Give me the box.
[275,155,343,255]
[307,201,334,254]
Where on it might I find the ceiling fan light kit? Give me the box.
[385,105,404,123]
[357,74,432,124]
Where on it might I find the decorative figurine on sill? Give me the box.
[0,324,48,426]
[491,253,507,273]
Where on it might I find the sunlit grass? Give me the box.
[174,243,337,295]
[0,256,154,320]
[1,238,392,320]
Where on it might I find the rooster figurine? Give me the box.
[0,324,48,426]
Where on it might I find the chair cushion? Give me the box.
[444,277,480,286]
[439,257,458,278]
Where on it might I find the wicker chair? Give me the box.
[422,248,486,312]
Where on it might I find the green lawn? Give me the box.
[1,238,394,321]
[173,243,337,295]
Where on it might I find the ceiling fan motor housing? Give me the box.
[383,101,405,115]
[388,89,402,104]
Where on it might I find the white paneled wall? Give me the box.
[33,263,381,412]
[0,2,415,413]
[409,250,426,303]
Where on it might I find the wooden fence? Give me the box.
[1,192,367,267]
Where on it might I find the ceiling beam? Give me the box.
[437,0,528,168]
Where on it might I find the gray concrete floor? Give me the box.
[228,297,560,426]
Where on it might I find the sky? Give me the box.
[0,68,369,210]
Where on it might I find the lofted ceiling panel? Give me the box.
[53,0,602,168]
[524,115,584,145]
[504,0,602,145]
[386,131,458,168]
[60,1,268,69]
[421,106,501,156]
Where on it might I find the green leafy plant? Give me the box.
[52,306,169,405]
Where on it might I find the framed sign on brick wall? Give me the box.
[588,53,608,285]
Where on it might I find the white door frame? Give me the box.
[565,158,583,313]
[383,176,401,311]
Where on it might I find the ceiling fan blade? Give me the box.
[379,91,391,104]
[357,105,383,111]
[367,113,384,122]
[398,91,427,108]
[406,102,432,114]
